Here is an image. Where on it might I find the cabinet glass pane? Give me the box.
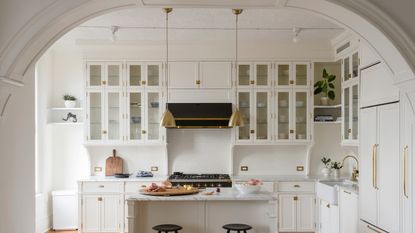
[256,64,268,86]
[238,92,250,140]
[277,92,290,140]
[344,87,350,140]
[89,93,102,140]
[129,65,142,86]
[130,93,142,140]
[107,93,120,140]
[352,52,359,78]
[89,65,102,86]
[344,57,350,81]
[295,92,307,140]
[256,92,268,140]
[278,64,290,86]
[295,64,307,86]
[147,92,160,140]
[238,65,250,86]
[352,85,358,140]
[108,65,120,86]
[147,65,160,86]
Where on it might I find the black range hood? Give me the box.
[167,103,233,128]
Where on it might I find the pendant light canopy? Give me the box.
[160,8,176,128]
[229,9,244,128]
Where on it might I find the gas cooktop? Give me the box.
[168,172,232,188]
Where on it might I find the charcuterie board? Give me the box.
[139,187,199,196]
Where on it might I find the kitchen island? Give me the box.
[126,189,277,233]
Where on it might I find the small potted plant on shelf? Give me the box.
[63,94,77,108]
[321,157,332,177]
[314,68,336,105]
[330,161,343,178]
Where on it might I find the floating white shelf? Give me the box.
[314,104,342,109]
[314,121,342,124]
[48,122,84,125]
[49,107,83,111]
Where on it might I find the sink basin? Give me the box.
[316,180,357,205]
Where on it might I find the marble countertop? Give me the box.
[126,189,277,201]
[78,175,169,182]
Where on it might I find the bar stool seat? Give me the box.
[223,223,252,233]
[152,224,182,233]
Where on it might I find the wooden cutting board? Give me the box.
[139,187,199,196]
[105,149,123,176]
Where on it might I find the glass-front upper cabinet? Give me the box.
[294,63,309,86]
[128,63,143,87]
[146,91,163,142]
[127,62,162,88]
[87,91,104,141]
[342,83,359,144]
[105,91,123,142]
[276,63,291,87]
[343,51,359,83]
[276,91,291,141]
[255,63,270,87]
[127,91,144,141]
[237,91,252,141]
[294,91,308,141]
[255,90,271,141]
[275,62,310,87]
[86,62,122,87]
[238,64,252,87]
[146,63,162,87]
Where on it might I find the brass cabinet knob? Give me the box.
[141,80,146,85]
[348,74,352,78]
[294,184,300,188]
[99,185,105,188]
[103,130,107,134]
[293,196,298,201]
[290,129,294,134]
[142,130,146,134]
[196,80,201,85]
[289,80,295,85]
[348,128,352,133]
[326,204,330,208]
[250,80,255,85]
[97,197,103,201]
[250,129,255,134]
[102,80,106,85]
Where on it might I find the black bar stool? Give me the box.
[152,224,183,233]
[222,223,252,233]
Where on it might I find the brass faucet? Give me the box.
[342,155,359,181]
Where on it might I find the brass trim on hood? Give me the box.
[173,125,233,129]
[175,117,230,121]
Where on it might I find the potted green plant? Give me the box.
[314,68,336,105]
[321,157,332,176]
[330,161,343,178]
[63,94,77,108]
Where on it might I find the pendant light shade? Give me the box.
[229,9,244,128]
[160,8,176,128]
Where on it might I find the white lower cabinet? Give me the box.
[82,195,121,233]
[278,194,315,232]
[339,189,358,233]
[319,199,339,233]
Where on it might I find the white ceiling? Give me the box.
[58,7,344,44]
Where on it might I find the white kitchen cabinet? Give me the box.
[82,195,121,233]
[360,103,400,233]
[359,220,388,233]
[360,62,399,108]
[237,63,272,88]
[341,81,359,145]
[168,61,198,88]
[87,62,123,88]
[319,199,339,233]
[275,62,310,88]
[199,61,232,88]
[400,94,414,233]
[278,194,315,232]
[359,41,380,69]
[339,189,358,233]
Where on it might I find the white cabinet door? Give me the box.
[359,42,380,68]
[339,189,358,233]
[82,195,101,232]
[105,90,123,143]
[168,61,198,88]
[279,194,296,232]
[319,200,338,233]
[377,103,400,233]
[101,195,120,232]
[359,107,378,225]
[199,62,232,88]
[296,194,315,232]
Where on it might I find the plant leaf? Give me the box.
[328,75,336,82]
[328,91,335,100]
[322,69,328,78]
[314,87,322,95]
[328,83,335,89]
[314,80,324,87]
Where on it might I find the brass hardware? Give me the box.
[103,130,107,134]
[348,74,352,78]
[404,145,409,198]
[290,80,295,85]
[290,129,294,134]
[372,144,379,189]
[140,185,147,188]
[343,190,352,195]
[367,225,381,233]
[98,197,102,201]
[250,129,255,134]
[232,9,243,15]
[175,117,230,121]
[250,80,255,85]
[98,185,105,188]
[293,196,298,201]
[163,8,173,13]
[141,80,146,85]
[341,155,359,181]
[142,130,146,134]
[294,184,300,188]
[196,80,201,85]
[326,204,330,208]
[174,126,233,129]
[348,128,352,133]
[102,80,106,85]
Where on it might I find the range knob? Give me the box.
[204,183,208,187]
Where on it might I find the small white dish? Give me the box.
[235,183,262,194]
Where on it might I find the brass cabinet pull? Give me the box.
[140,185,147,188]
[343,190,351,195]
[103,130,107,134]
[289,80,295,85]
[142,130,146,134]
[404,145,409,198]
[250,129,255,134]
[141,80,146,85]
[98,185,105,188]
[293,196,298,201]
[250,80,255,85]
[367,225,381,233]
[348,128,352,133]
[348,74,352,78]
[196,80,201,85]
[102,80,106,85]
[97,197,103,201]
[293,184,300,188]
[372,144,379,189]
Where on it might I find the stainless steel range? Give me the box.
[168,172,232,188]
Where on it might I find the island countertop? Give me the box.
[126,189,277,201]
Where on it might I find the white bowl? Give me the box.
[235,183,262,194]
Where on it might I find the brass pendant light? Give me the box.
[160,8,176,128]
[228,9,244,127]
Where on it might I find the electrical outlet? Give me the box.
[151,166,159,172]
[94,167,102,172]
[296,166,304,171]
[241,166,248,171]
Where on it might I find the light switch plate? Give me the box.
[151,166,159,172]
[94,167,102,172]
[241,166,248,171]
[296,166,304,171]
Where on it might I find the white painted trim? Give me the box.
[0,77,25,87]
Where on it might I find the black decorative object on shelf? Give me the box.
[62,112,78,123]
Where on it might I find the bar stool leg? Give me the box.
[227,230,230,233]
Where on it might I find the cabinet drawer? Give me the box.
[261,182,276,193]
[125,182,153,193]
[82,182,123,193]
[277,181,315,192]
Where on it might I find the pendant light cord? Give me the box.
[235,12,239,109]
[165,9,169,110]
